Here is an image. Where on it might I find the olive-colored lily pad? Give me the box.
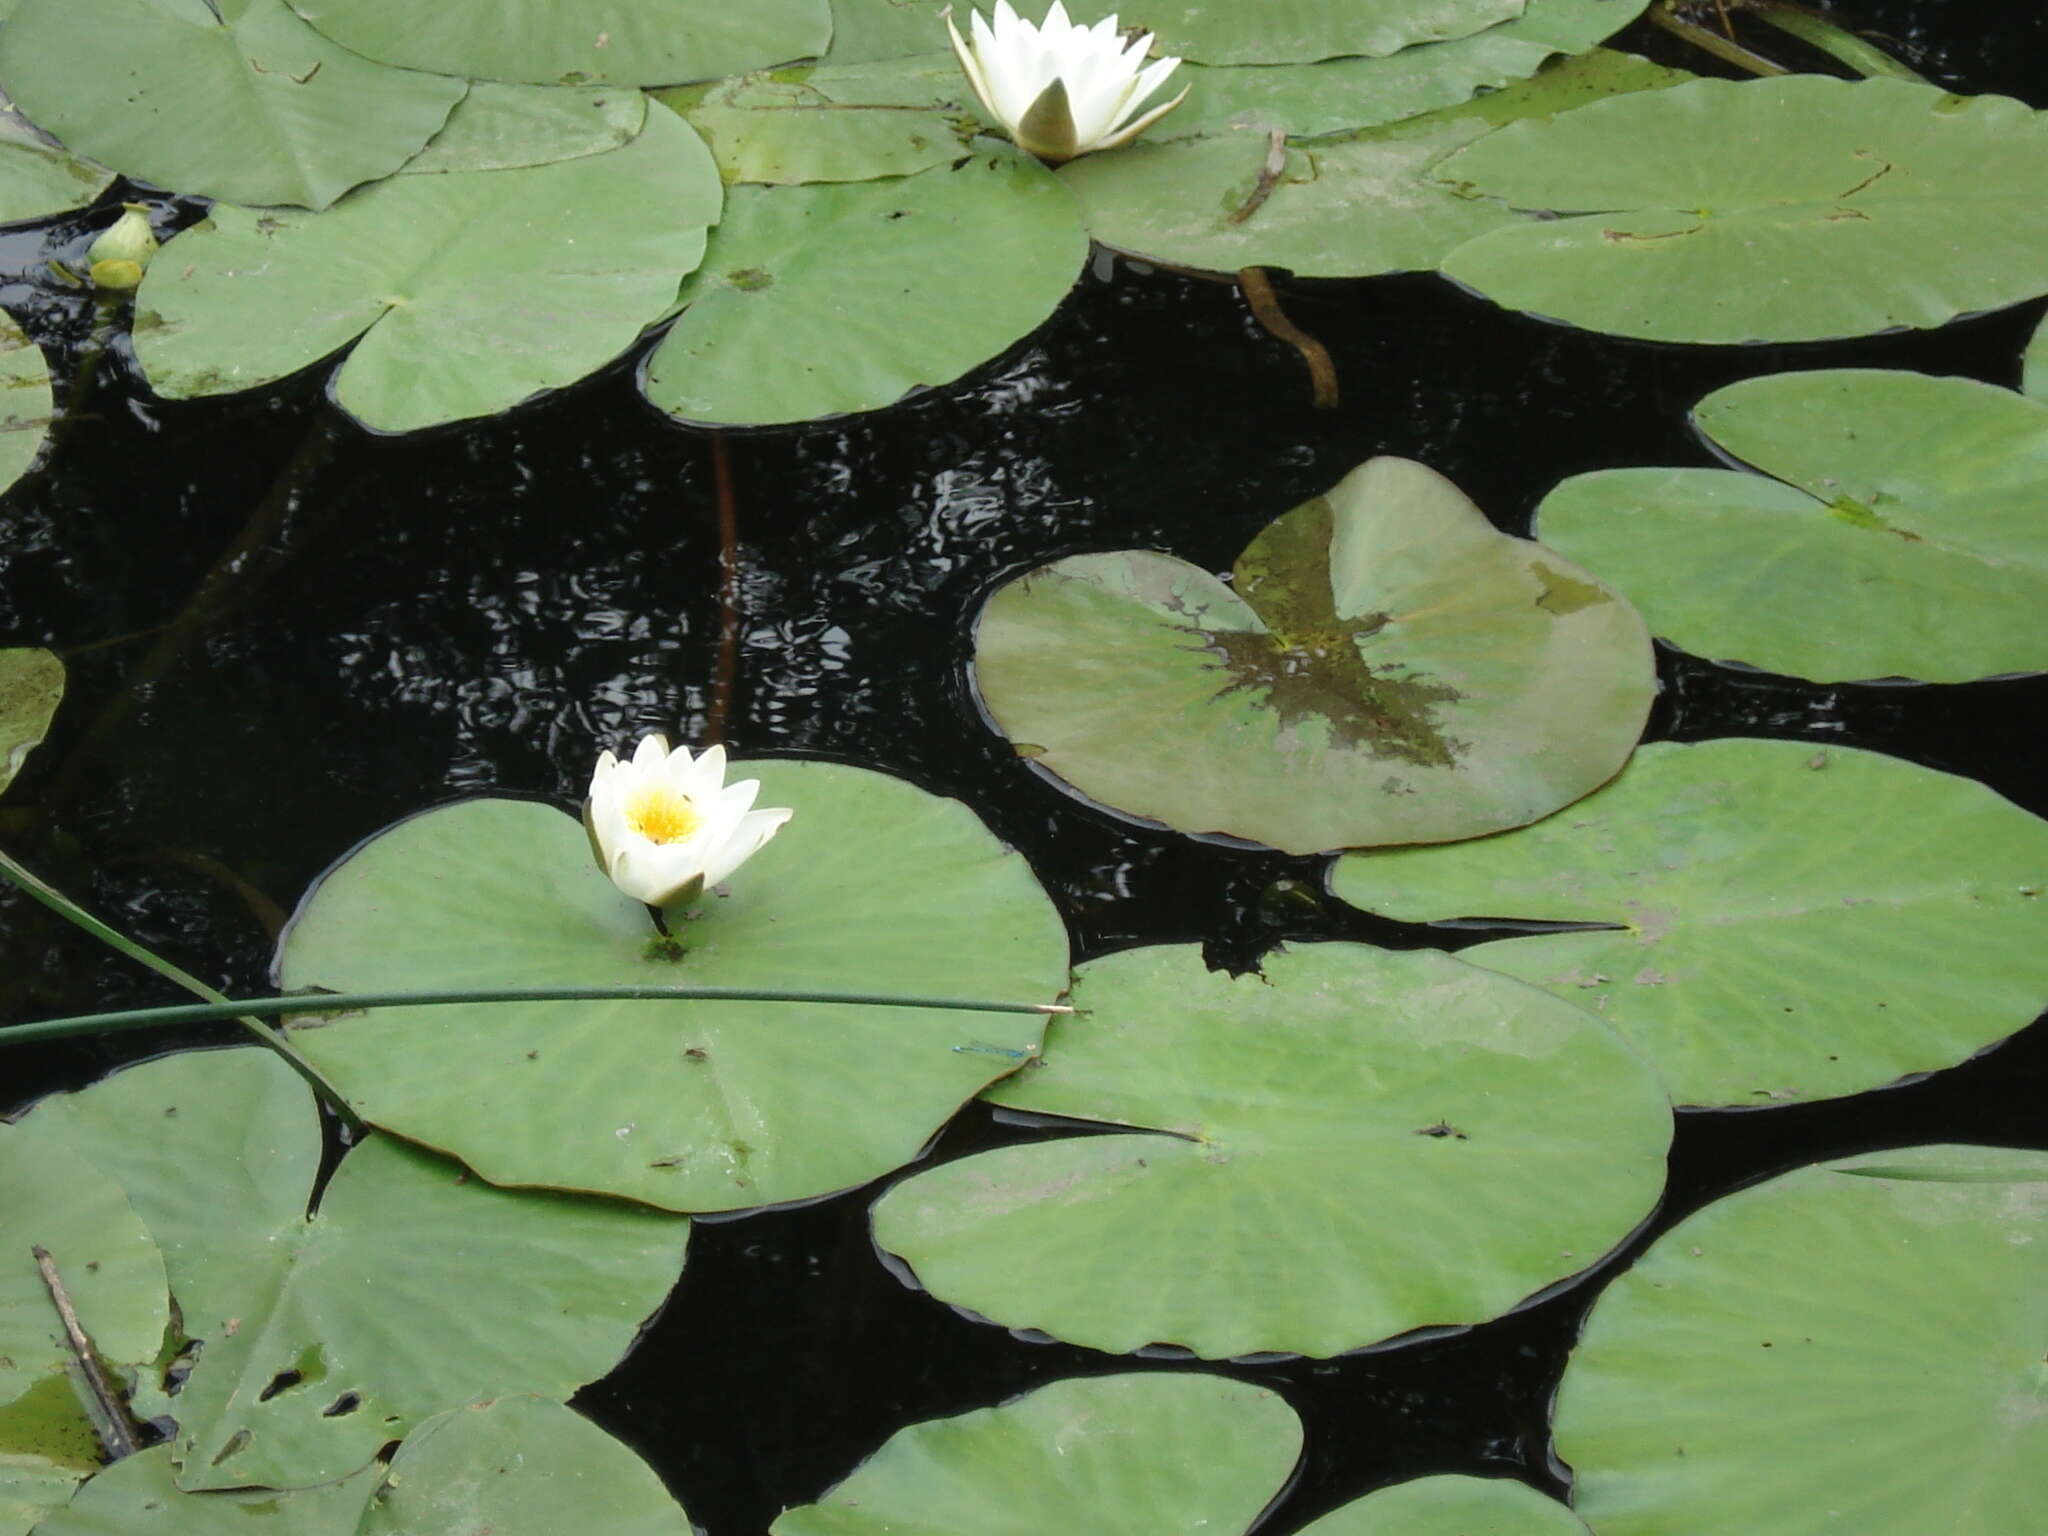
[1535,369,2048,684]
[1437,76,2048,343]
[643,145,1087,425]
[277,760,1070,1214]
[772,1373,1302,1534]
[972,456,1654,855]
[670,61,973,184]
[0,314,53,506]
[1330,738,2048,1107]
[399,82,647,174]
[0,647,61,796]
[135,103,720,433]
[287,0,832,87]
[0,0,466,210]
[0,109,114,225]
[872,943,1671,1359]
[1554,1145,2048,1535]
[1297,1475,1591,1535]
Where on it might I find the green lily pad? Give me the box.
[0,1457,86,1536]
[1061,50,1690,278]
[134,102,720,433]
[0,0,466,210]
[772,1373,1302,1534]
[0,110,114,225]
[399,82,647,174]
[1437,76,2048,343]
[0,314,53,506]
[1535,369,2048,684]
[0,647,61,796]
[277,760,1070,1214]
[2024,308,2048,401]
[671,60,973,184]
[1330,738,2048,1108]
[972,456,1654,855]
[1554,1145,2048,1535]
[872,942,1671,1359]
[643,145,1087,425]
[1297,1475,1591,1535]
[287,0,832,87]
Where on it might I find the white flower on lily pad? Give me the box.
[945,1,1188,165]
[585,734,792,908]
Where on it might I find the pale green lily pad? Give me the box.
[0,313,52,506]
[287,0,831,87]
[0,1457,85,1536]
[0,0,466,210]
[1298,1475,1591,1535]
[1554,1145,2048,1535]
[38,1449,373,1536]
[400,82,647,174]
[671,60,973,184]
[0,110,113,225]
[135,103,720,433]
[278,760,1070,1214]
[643,145,1087,425]
[1535,369,2048,684]
[0,647,61,796]
[772,1373,1302,1535]
[972,456,1654,855]
[1330,739,2048,1108]
[872,942,1671,1359]
[1062,50,1690,278]
[2024,308,2048,401]
[1437,76,2048,343]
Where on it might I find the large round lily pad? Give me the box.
[1298,1475,1591,1535]
[972,456,1654,854]
[1436,76,2048,343]
[135,103,720,433]
[1554,1145,2048,1535]
[1535,369,2048,684]
[398,82,648,175]
[643,145,1087,425]
[1330,738,2048,1108]
[277,760,1070,1214]
[0,109,114,225]
[0,0,466,210]
[0,647,61,796]
[871,942,1671,1359]
[772,1373,1302,1535]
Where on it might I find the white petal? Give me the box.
[946,8,999,119]
[630,732,671,769]
[682,741,729,798]
[700,806,794,888]
[1092,80,1188,151]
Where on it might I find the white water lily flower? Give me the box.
[946,1,1188,164]
[585,734,792,908]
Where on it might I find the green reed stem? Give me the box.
[1751,4,1930,82]
[1648,1,1792,76]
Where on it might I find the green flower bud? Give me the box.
[87,206,158,289]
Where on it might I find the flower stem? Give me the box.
[1749,4,1929,82]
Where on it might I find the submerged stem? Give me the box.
[1751,3,1930,82]
[1648,1,1791,75]
[706,432,741,748]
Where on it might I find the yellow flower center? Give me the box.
[623,785,703,845]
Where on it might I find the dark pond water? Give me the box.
[3,4,2045,1530]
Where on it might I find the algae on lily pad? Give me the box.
[1331,738,2048,1107]
[872,943,1671,1359]
[135,103,720,433]
[398,82,648,175]
[0,647,61,796]
[972,456,1654,855]
[0,0,466,210]
[1437,76,2048,343]
[1297,1475,1591,1535]
[772,1373,1302,1535]
[1535,369,2048,684]
[277,760,1070,1214]
[1554,1145,2048,1535]
[0,110,113,225]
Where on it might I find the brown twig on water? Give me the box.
[32,1245,141,1461]
[706,432,741,748]
[1236,267,1339,410]
[1226,130,1289,225]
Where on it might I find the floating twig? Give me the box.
[32,1245,141,1462]
[1226,130,1289,226]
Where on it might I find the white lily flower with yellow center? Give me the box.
[945,1,1188,165]
[585,734,792,909]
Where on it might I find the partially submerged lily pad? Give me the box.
[1297,1475,1591,1535]
[398,82,648,174]
[277,760,1070,1213]
[0,110,114,225]
[1535,369,2048,684]
[1330,738,2048,1107]
[972,456,1654,854]
[0,647,61,795]
[871,943,1671,1359]
[0,312,51,505]
[772,1373,1302,1534]
[1554,1145,2048,1535]
[674,60,973,185]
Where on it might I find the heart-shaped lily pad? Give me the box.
[0,315,53,506]
[772,1373,1302,1534]
[1554,1145,2048,1535]
[398,82,648,175]
[872,942,1671,1359]
[1534,369,2048,684]
[1297,1475,1591,1535]
[0,109,114,225]
[0,647,61,796]
[971,456,1654,854]
[1436,75,2048,343]
[277,759,1070,1214]
[1330,738,2048,1107]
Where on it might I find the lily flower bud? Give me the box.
[585,734,793,910]
[87,206,158,292]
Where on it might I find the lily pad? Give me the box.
[277,760,1070,1214]
[771,1373,1302,1534]
[287,0,832,87]
[0,314,52,506]
[0,0,466,210]
[1436,76,2048,343]
[643,145,1087,425]
[399,82,648,174]
[0,1458,86,1536]
[1554,1145,2048,1535]
[1535,369,2048,684]
[135,103,721,434]
[2024,307,2048,401]
[1329,738,2048,1108]
[871,942,1671,1359]
[1297,1475,1591,1535]
[0,110,114,225]
[971,456,1654,855]
[0,647,61,796]
[671,61,973,184]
